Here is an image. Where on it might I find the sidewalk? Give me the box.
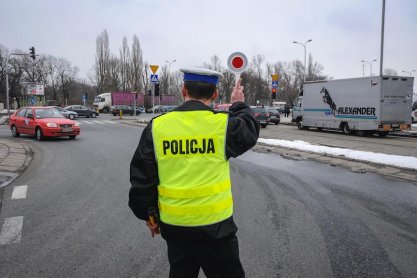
[0,139,32,188]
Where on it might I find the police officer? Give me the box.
[129,68,260,278]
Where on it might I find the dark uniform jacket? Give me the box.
[129,100,260,242]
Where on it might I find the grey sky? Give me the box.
[1,0,416,89]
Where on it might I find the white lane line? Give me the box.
[0,216,24,244]
[81,121,94,125]
[92,121,105,124]
[103,120,116,124]
[11,185,27,199]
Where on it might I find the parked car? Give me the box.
[412,101,417,123]
[110,105,138,116]
[55,106,78,120]
[65,105,98,118]
[135,106,145,113]
[9,106,80,140]
[251,106,270,128]
[145,105,164,113]
[161,105,178,114]
[265,107,281,125]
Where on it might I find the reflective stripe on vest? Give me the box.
[153,110,232,226]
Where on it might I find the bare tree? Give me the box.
[55,58,79,105]
[130,35,144,92]
[6,55,25,108]
[0,45,9,104]
[142,61,150,95]
[108,55,121,91]
[45,55,58,101]
[94,30,110,93]
[306,54,327,82]
[218,70,235,103]
[383,68,398,76]
[203,55,223,72]
[119,36,130,91]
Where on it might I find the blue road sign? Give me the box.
[81,95,86,101]
[150,74,159,83]
[30,97,36,105]
[272,81,279,87]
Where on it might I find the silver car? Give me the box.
[55,106,78,120]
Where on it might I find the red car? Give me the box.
[9,106,80,140]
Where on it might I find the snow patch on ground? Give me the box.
[258,138,417,170]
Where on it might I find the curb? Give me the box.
[0,139,33,188]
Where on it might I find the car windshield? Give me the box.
[55,107,65,112]
[267,109,278,114]
[35,108,65,119]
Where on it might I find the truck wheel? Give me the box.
[342,123,352,135]
[316,127,323,131]
[261,124,267,128]
[377,131,389,137]
[103,107,109,113]
[296,118,308,130]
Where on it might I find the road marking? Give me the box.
[92,121,105,124]
[81,121,94,124]
[0,216,23,244]
[103,120,116,124]
[11,185,27,199]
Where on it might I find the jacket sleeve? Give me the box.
[226,102,260,159]
[129,122,159,220]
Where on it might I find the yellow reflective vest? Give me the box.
[152,110,233,226]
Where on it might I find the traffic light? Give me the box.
[155,83,160,96]
[85,92,88,100]
[29,47,36,60]
[272,88,277,99]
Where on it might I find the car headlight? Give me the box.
[46,123,58,127]
[74,122,80,127]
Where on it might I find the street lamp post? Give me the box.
[402,70,416,77]
[293,39,312,82]
[165,59,176,96]
[361,59,377,76]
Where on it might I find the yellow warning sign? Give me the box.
[150,65,159,74]
[271,74,279,81]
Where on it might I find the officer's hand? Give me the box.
[231,78,244,103]
[146,220,160,237]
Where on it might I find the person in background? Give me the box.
[284,104,291,117]
[129,68,260,278]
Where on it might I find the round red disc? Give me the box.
[232,57,244,69]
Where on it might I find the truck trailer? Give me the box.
[93,92,176,113]
[292,76,414,137]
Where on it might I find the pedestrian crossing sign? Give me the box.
[150,74,158,83]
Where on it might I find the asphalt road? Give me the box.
[0,115,416,277]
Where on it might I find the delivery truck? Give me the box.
[292,76,414,137]
[93,92,176,113]
[93,92,139,113]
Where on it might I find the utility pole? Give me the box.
[380,0,386,76]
